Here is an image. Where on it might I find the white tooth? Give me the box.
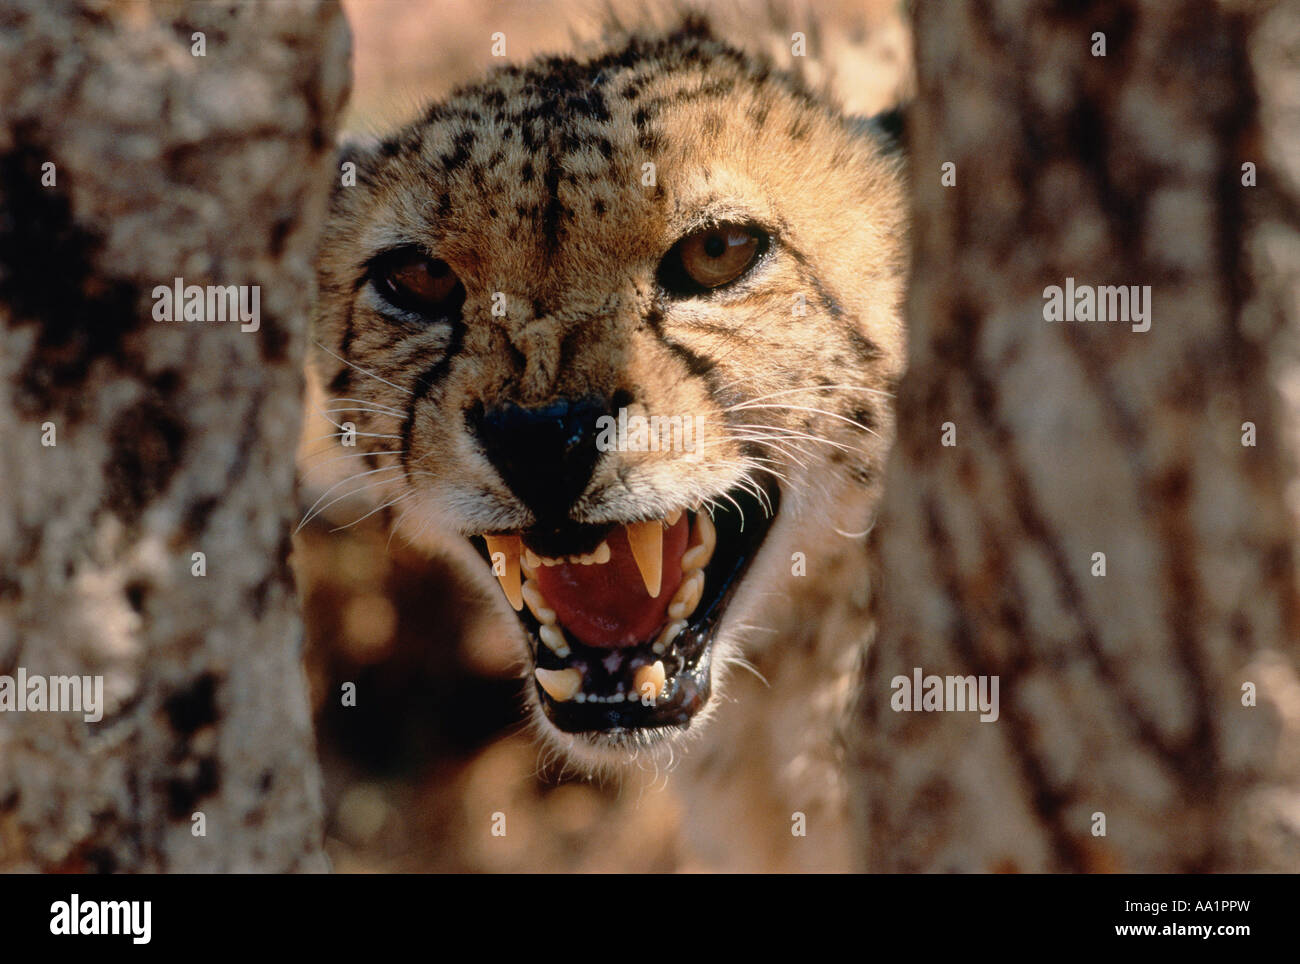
[696,510,716,553]
[625,520,663,597]
[666,509,683,527]
[593,541,611,564]
[681,543,710,572]
[634,661,666,702]
[482,535,523,611]
[539,623,571,658]
[681,511,717,571]
[524,548,541,569]
[541,556,561,567]
[668,569,705,620]
[535,667,582,702]
[652,619,687,655]
[522,580,557,625]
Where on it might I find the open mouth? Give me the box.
[474,483,779,735]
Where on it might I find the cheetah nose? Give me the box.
[471,397,610,523]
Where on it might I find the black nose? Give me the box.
[471,397,609,523]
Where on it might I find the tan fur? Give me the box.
[312,11,906,868]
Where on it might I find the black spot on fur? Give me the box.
[847,328,883,363]
[850,406,878,431]
[439,129,477,171]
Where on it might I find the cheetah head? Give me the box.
[312,18,906,772]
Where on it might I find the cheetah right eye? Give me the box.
[369,247,465,321]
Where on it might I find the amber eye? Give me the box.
[661,223,767,294]
[371,247,464,319]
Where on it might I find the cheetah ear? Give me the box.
[334,134,382,191]
[853,103,906,154]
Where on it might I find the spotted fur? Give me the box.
[312,12,907,868]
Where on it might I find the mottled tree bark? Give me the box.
[0,0,348,871]
[855,0,1300,872]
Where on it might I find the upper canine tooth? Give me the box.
[625,520,663,597]
[535,667,582,702]
[483,534,523,611]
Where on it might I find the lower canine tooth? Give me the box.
[652,619,688,655]
[522,580,557,624]
[634,661,666,702]
[482,534,523,611]
[539,623,571,658]
[536,667,582,702]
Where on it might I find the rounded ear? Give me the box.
[332,134,381,194]
[853,104,906,154]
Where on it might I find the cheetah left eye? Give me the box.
[660,223,768,294]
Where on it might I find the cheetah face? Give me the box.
[312,21,906,769]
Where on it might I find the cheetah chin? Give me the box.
[474,479,779,754]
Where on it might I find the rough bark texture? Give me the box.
[855,0,1300,872]
[0,0,348,871]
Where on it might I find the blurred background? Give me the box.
[292,0,908,872]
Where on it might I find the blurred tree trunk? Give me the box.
[854,0,1300,872]
[0,0,348,871]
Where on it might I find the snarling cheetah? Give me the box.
[312,9,907,869]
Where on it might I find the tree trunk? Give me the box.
[0,0,348,872]
[855,0,1300,872]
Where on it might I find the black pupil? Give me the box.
[703,234,727,258]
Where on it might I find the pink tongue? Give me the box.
[534,516,689,649]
